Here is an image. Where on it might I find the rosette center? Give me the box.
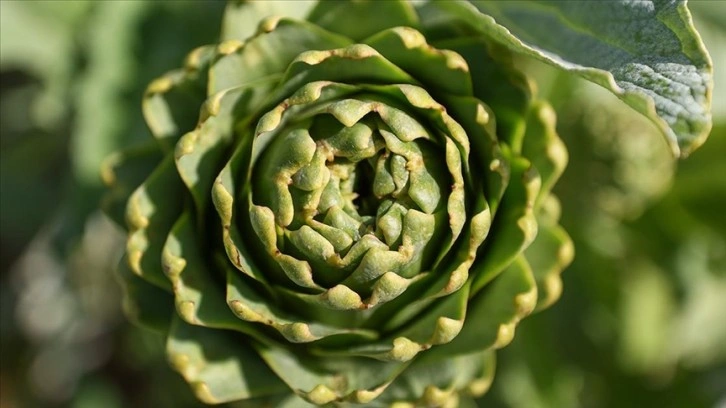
[249,85,452,293]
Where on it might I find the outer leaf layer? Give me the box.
[429,0,713,157]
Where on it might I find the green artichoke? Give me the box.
[103,1,572,406]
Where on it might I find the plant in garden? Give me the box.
[102,1,712,406]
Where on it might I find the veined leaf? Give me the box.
[432,0,713,157]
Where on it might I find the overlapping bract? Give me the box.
[103,1,572,406]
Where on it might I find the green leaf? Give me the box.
[324,285,469,363]
[307,0,420,41]
[432,256,537,357]
[162,212,244,330]
[116,256,174,333]
[175,81,275,214]
[0,0,92,130]
[101,141,163,227]
[273,44,416,101]
[471,154,539,294]
[167,316,289,404]
[257,344,410,405]
[72,1,153,184]
[524,197,573,312]
[440,94,508,214]
[209,18,351,95]
[142,45,214,151]
[221,0,317,41]
[227,267,378,345]
[363,27,473,97]
[381,349,495,405]
[125,154,186,291]
[432,0,713,157]
[520,100,568,206]
[436,37,531,153]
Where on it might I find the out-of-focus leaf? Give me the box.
[54,1,224,253]
[479,77,725,408]
[0,0,90,259]
[688,2,726,120]
[72,1,225,186]
[221,0,316,41]
[0,0,91,128]
[71,1,150,185]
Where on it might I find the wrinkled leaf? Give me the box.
[433,0,713,157]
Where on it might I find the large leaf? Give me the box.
[430,0,713,157]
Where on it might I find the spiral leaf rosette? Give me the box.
[103,1,573,406]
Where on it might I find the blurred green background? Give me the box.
[1,2,724,407]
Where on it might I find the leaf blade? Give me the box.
[432,0,713,157]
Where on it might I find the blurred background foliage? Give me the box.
[0,1,723,407]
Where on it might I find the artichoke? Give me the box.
[103,1,573,406]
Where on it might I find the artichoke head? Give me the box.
[103,1,573,406]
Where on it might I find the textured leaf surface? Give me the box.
[434,0,713,157]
